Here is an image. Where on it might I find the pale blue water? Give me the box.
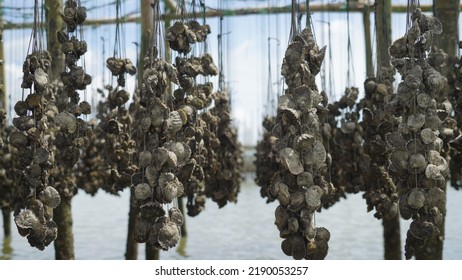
[1,179,461,260]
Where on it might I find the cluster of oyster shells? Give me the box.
[327,87,365,196]
[10,49,61,250]
[130,46,186,250]
[264,28,332,260]
[91,48,138,193]
[203,91,243,207]
[360,72,400,220]
[60,0,87,33]
[388,9,448,259]
[255,116,280,202]
[53,0,92,199]
[166,20,211,54]
[106,57,136,88]
[0,110,14,216]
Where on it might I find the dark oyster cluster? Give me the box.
[53,0,92,200]
[131,46,185,250]
[166,20,211,54]
[328,87,364,196]
[60,0,87,33]
[0,110,14,221]
[203,91,243,208]
[267,28,332,260]
[360,70,400,220]
[388,9,448,259]
[11,49,60,250]
[255,116,280,202]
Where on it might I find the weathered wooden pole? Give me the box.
[0,0,10,240]
[45,0,64,81]
[0,0,6,111]
[362,4,373,78]
[45,0,75,260]
[53,196,74,259]
[375,0,402,260]
[138,0,160,260]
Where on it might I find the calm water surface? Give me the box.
[1,179,461,260]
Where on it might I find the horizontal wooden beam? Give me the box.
[2,3,458,30]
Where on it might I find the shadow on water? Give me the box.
[1,236,12,260]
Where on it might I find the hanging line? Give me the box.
[218,0,224,91]
[289,0,299,43]
[346,0,355,87]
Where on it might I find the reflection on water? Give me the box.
[1,179,461,259]
[1,236,12,260]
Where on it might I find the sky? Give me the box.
[1,0,455,146]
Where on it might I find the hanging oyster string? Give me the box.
[388,8,447,259]
[97,0,137,194]
[10,1,61,250]
[270,27,332,260]
[131,0,185,250]
[358,67,400,220]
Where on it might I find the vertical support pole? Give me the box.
[363,4,373,78]
[375,0,402,260]
[45,0,75,260]
[0,0,6,111]
[375,0,392,79]
[45,0,65,81]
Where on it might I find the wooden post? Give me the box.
[0,0,6,110]
[375,0,392,79]
[44,0,75,260]
[362,4,373,78]
[139,0,159,260]
[375,0,402,260]
[125,187,139,259]
[45,0,64,81]
[53,195,74,259]
[1,209,10,238]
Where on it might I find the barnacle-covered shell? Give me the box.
[165,141,191,167]
[10,131,29,148]
[15,209,40,230]
[38,186,61,208]
[420,128,436,144]
[385,131,406,149]
[293,134,315,151]
[158,172,183,203]
[166,111,183,134]
[310,140,326,167]
[56,112,77,133]
[280,148,304,175]
[426,187,445,210]
[274,205,290,231]
[140,202,165,219]
[139,151,152,168]
[408,153,426,171]
[277,182,290,206]
[297,171,313,187]
[410,219,435,240]
[407,188,426,209]
[34,147,50,165]
[305,185,323,211]
[407,114,425,132]
[158,220,180,250]
[134,183,151,200]
[425,164,441,179]
[169,207,184,226]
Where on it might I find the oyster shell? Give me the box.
[280,148,304,175]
